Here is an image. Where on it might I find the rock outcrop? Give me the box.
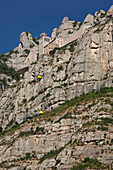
[0,5,113,126]
[107,5,113,17]
[0,88,113,169]
[0,5,113,170]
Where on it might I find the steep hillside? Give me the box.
[1,5,113,126]
[0,87,113,169]
[0,5,113,170]
[0,53,20,91]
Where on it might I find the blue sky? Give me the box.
[0,0,113,54]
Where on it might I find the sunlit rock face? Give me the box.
[0,5,113,169]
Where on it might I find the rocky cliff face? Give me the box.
[0,5,113,170]
[0,88,113,169]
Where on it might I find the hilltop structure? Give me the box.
[0,5,113,169]
[39,16,87,56]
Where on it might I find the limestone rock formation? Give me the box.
[0,90,113,169]
[84,14,94,25]
[62,16,69,24]
[51,28,58,39]
[0,5,113,170]
[20,32,33,48]
[107,5,113,17]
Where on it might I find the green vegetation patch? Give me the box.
[33,38,39,45]
[35,126,45,134]
[0,61,20,81]
[0,126,3,133]
[57,65,63,72]
[94,18,111,33]
[28,80,37,84]
[0,77,8,87]
[5,119,14,129]
[29,44,35,48]
[96,117,113,126]
[71,157,106,170]
[38,87,113,121]
[69,40,78,52]
[38,89,44,95]
[49,39,78,55]
[55,112,73,123]
[1,87,113,137]
[87,102,96,109]
[39,147,64,164]
[63,74,68,81]
[19,130,34,137]
[24,49,30,55]
[0,161,16,169]
[0,53,10,62]
[22,98,27,104]
[0,123,20,137]
[31,61,37,65]
[29,95,37,101]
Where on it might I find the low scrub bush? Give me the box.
[0,126,2,132]
[39,147,64,164]
[22,98,27,104]
[29,96,37,101]
[71,157,106,170]
[35,126,45,134]
[57,66,63,72]
[24,49,30,55]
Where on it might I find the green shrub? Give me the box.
[71,157,105,170]
[29,44,34,48]
[51,167,57,170]
[38,90,44,95]
[57,66,63,72]
[71,164,85,170]
[82,115,89,120]
[55,112,72,123]
[6,119,14,129]
[33,38,39,45]
[22,98,27,103]
[39,147,64,164]
[63,74,68,81]
[0,126,2,132]
[62,83,67,87]
[0,61,20,81]
[69,40,78,52]
[0,54,8,62]
[0,77,7,87]
[97,126,108,131]
[0,123,20,137]
[25,153,31,159]
[28,80,37,84]
[87,102,96,109]
[43,92,51,100]
[19,130,34,137]
[29,96,37,101]
[24,49,30,55]
[35,126,45,134]
[99,117,113,125]
[31,61,37,65]
[111,139,113,143]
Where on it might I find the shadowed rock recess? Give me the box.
[0,5,113,170]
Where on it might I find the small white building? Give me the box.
[39,33,51,56]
